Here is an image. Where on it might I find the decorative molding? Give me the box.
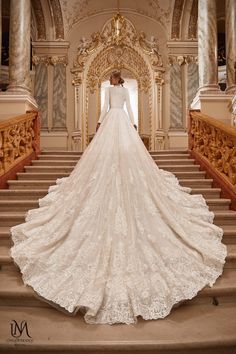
[31,0,46,40]
[86,46,151,94]
[188,0,198,39]
[49,0,64,40]
[168,55,198,66]
[171,0,185,39]
[168,55,186,66]
[72,17,163,76]
[167,41,198,48]
[32,55,68,66]
[32,55,50,66]
[50,55,68,66]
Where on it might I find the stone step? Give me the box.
[149,149,189,154]
[0,189,48,200]
[151,154,191,160]
[26,164,202,174]
[17,171,207,181]
[38,154,81,161]
[0,200,39,212]
[154,159,195,165]
[0,212,26,227]
[31,159,78,166]
[40,149,189,155]
[206,199,231,211]
[37,154,191,161]
[0,227,11,246]
[191,188,221,198]
[213,211,236,226]
[223,225,236,244]
[179,178,213,188]
[16,172,70,180]
[0,303,235,354]
[7,178,213,190]
[157,164,201,172]
[33,158,196,167]
[0,198,230,213]
[25,164,202,173]
[7,180,56,190]
[25,166,75,173]
[0,266,236,308]
[0,240,235,269]
[41,150,83,155]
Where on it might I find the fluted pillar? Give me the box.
[7,0,31,93]
[198,0,219,92]
[226,0,236,93]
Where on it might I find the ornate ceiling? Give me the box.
[28,0,201,41]
[59,0,174,35]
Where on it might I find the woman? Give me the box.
[10,70,227,325]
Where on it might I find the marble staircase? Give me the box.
[0,149,236,353]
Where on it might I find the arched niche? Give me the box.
[71,16,165,151]
[85,45,152,150]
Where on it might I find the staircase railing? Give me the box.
[188,110,236,209]
[0,111,40,188]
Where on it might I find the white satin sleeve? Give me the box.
[125,88,135,125]
[98,87,110,123]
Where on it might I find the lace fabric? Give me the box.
[10,87,227,325]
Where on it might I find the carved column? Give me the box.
[71,73,83,151]
[169,56,185,129]
[154,72,165,150]
[7,0,31,93]
[186,56,199,107]
[198,0,219,92]
[32,56,50,129]
[50,56,67,130]
[225,0,236,93]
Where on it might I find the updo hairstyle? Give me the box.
[111,70,125,86]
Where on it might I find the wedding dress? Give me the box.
[10,85,227,325]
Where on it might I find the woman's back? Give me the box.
[98,85,135,124]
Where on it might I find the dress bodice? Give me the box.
[109,86,126,108]
[98,86,135,124]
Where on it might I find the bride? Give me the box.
[10,70,227,325]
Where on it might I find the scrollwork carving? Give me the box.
[0,112,39,176]
[73,32,100,71]
[72,16,163,74]
[32,55,50,66]
[50,56,68,66]
[138,31,162,67]
[86,45,151,93]
[189,111,236,187]
[168,55,186,66]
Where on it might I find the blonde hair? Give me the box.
[110,70,125,86]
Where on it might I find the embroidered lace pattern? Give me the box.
[10,88,227,325]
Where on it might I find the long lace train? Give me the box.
[10,107,227,325]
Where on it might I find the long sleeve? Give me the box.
[98,87,110,123]
[125,88,135,125]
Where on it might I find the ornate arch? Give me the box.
[86,45,151,94]
[84,44,153,147]
[71,15,164,151]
